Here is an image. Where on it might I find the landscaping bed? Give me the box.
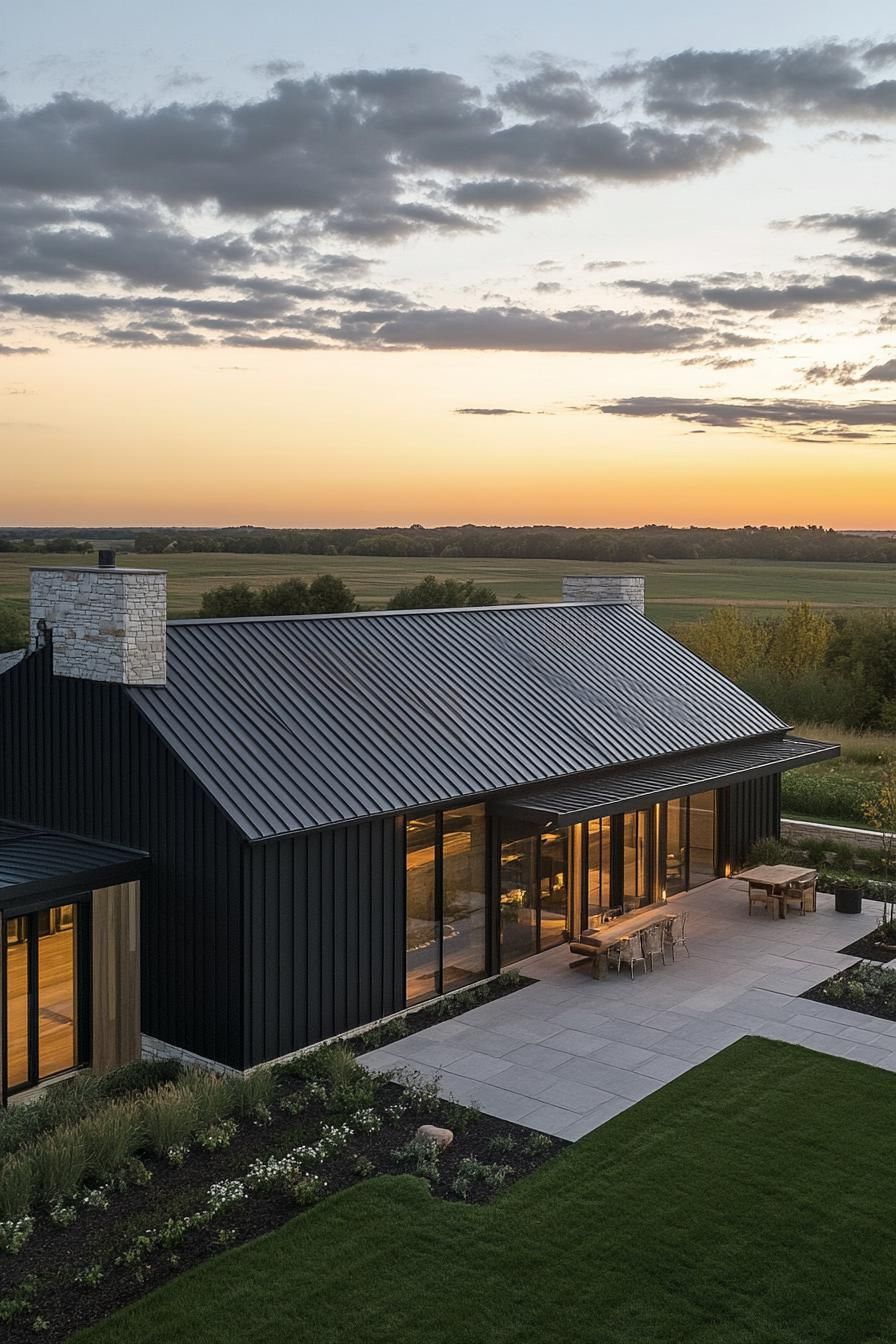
[0,972,558,1343]
[838,927,896,964]
[802,960,896,1022]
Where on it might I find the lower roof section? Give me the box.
[0,823,148,907]
[488,735,838,829]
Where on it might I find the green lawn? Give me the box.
[79,1038,896,1344]
[3,553,896,623]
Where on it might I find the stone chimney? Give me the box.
[30,556,167,685]
[561,574,645,615]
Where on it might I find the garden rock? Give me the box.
[416,1125,453,1150]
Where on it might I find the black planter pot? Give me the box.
[834,884,863,915]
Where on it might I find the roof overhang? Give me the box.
[0,823,149,909]
[488,735,839,829]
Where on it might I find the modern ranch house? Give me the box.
[0,560,837,1099]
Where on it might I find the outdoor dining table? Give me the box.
[734,864,817,919]
[572,902,678,978]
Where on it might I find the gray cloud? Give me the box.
[604,41,896,127]
[596,394,896,441]
[860,356,896,381]
[780,209,896,249]
[454,406,529,415]
[863,42,896,68]
[620,272,896,314]
[495,64,599,122]
[0,342,47,355]
[449,178,583,211]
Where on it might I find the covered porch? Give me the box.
[0,823,147,1101]
[366,878,894,1140]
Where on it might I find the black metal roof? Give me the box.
[126,602,788,842]
[0,824,148,905]
[490,735,838,827]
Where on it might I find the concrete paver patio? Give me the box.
[360,879,896,1140]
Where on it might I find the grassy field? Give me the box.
[79,1037,896,1344]
[4,553,896,623]
[781,722,895,827]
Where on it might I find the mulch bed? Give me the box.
[802,968,896,1024]
[0,973,559,1343]
[838,932,896,964]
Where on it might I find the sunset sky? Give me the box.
[2,0,896,527]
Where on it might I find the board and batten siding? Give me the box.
[91,881,141,1074]
[243,817,405,1067]
[0,648,246,1069]
[721,775,782,867]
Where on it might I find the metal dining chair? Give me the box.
[642,922,666,971]
[609,932,647,978]
[663,911,690,959]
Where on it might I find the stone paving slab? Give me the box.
[361,882,895,1141]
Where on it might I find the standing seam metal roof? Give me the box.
[126,602,787,842]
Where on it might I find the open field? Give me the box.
[4,553,896,624]
[80,1038,896,1344]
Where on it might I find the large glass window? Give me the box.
[689,791,717,887]
[499,827,570,965]
[442,807,488,992]
[664,799,689,896]
[621,811,650,910]
[405,806,488,1005]
[500,833,539,965]
[586,817,612,928]
[5,902,84,1095]
[405,815,439,1004]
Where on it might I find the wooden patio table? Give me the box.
[734,865,817,920]
[570,901,679,978]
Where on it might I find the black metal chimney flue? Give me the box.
[97,549,116,568]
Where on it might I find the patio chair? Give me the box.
[663,911,689,960]
[783,874,817,916]
[609,932,647,979]
[642,921,666,971]
[747,884,778,917]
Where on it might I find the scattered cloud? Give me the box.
[0,342,47,355]
[454,406,529,415]
[778,208,896,249]
[595,394,896,441]
[162,68,208,90]
[801,356,896,385]
[620,272,896,314]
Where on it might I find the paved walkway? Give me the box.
[360,880,896,1141]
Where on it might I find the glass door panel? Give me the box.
[500,834,539,964]
[621,811,651,909]
[441,806,488,992]
[539,830,569,951]
[586,817,613,929]
[38,904,77,1080]
[665,798,689,896]
[5,919,30,1091]
[405,815,439,1004]
[689,792,717,887]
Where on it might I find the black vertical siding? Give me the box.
[0,649,246,1068]
[244,817,404,1067]
[722,775,782,867]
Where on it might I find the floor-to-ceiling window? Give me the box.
[405,805,488,1005]
[586,816,613,928]
[664,798,689,896]
[688,791,718,887]
[621,811,651,910]
[5,901,85,1095]
[499,826,571,965]
[441,806,488,992]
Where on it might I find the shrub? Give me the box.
[0,1156,33,1220]
[782,765,877,825]
[29,1130,86,1203]
[97,1059,183,1099]
[296,1046,376,1114]
[496,969,523,991]
[80,1101,143,1179]
[451,1157,513,1200]
[486,1134,516,1157]
[182,1070,232,1128]
[230,1068,276,1119]
[746,836,792,866]
[392,1136,441,1182]
[140,1084,198,1156]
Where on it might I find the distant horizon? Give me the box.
[1,520,893,535]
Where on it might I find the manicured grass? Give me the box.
[3,553,896,623]
[78,1038,896,1344]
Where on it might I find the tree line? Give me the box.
[675,605,896,732]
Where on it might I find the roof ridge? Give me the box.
[167,600,634,627]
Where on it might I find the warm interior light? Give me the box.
[724,862,732,878]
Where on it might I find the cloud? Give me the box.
[681,354,754,368]
[819,129,888,144]
[0,341,47,354]
[454,406,529,415]
[620,272,896,314]
[860,356,896,381]
[251,60,302,79]
[163,69,208,90]
[603,41,896,127]
[863,42,896,69]
[779,208,896,249]
[449,178,583,211]
[495,64,599,122]
[595,394,896,441]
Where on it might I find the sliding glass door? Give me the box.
[688,791,717,887]
[499,827,571,965]
[4,901,88,1096]
[405,806,488,1005]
